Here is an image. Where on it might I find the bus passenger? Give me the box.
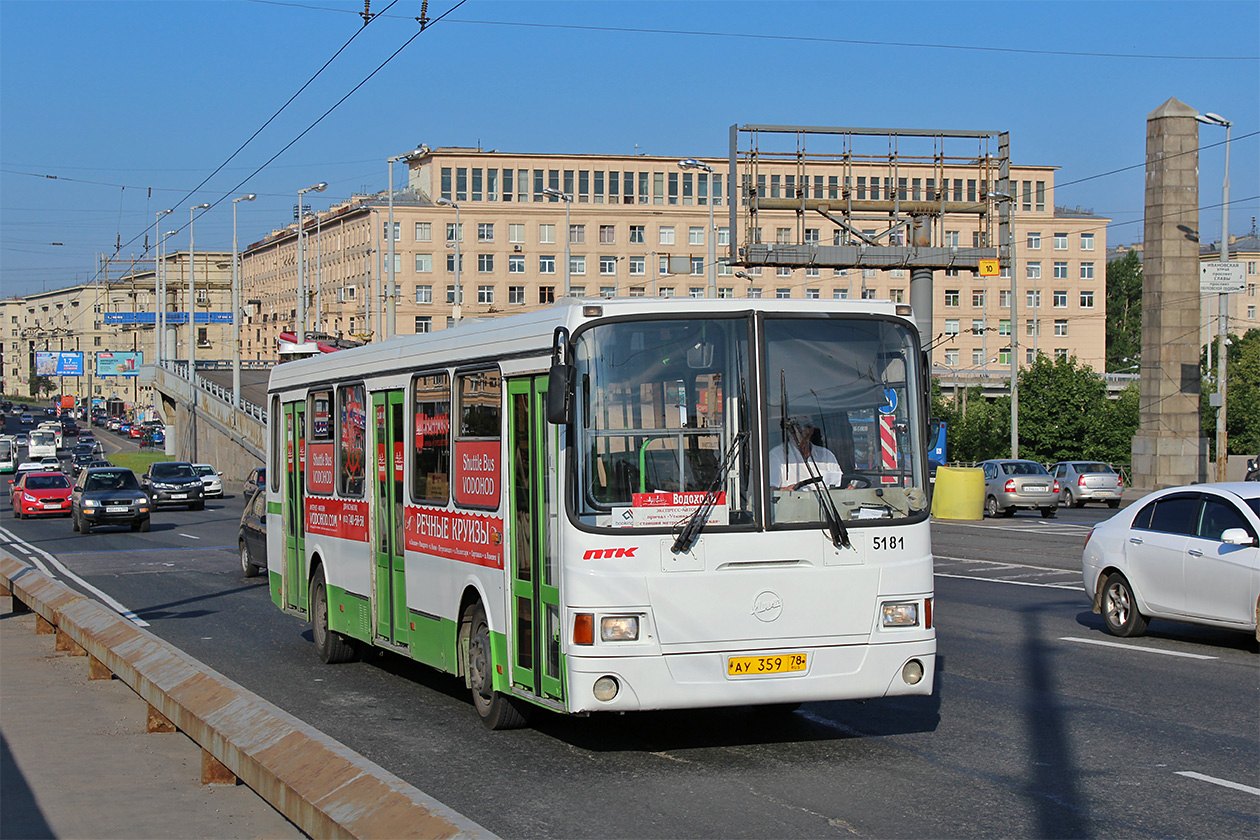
[768,415,843,490]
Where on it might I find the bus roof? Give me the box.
[268,297,910,394]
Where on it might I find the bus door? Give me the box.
[372,391,408,647]
[506,376,564,704]
[283,402,307,612]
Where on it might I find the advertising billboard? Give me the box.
[34,351,84,376]
[96,351,143,377]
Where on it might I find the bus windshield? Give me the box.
[574,316,753,527]
[765,316,928,526]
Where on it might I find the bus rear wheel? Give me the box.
[311,573,357,664]
[466,603,529,730]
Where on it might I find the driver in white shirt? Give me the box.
[768,415,843,490]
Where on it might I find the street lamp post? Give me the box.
[1197,111,1232,480]
[188,204,210,379]
[296,182,328,345]
[158,229,176,365]
[991,190,1018,458]
[386,148,424,339]
[542,187,573,297]
[153,209,172,364]
[678,159,716,297]
[435,198,462,323]
[232,193,256,411]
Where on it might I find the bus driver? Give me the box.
[769,415,843,490]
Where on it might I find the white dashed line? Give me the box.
[179,533,200,540]
[936,572,1079,590]
[1059,636,1217,660]
[1175,771,1260,796]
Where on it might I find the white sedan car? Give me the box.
[191,463,223,498]
[1082,482,1259,641]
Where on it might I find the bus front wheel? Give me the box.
[466,603,529,730]
[311,573,357,664]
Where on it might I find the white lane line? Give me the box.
[935,572,1079,590]
[0,528,53,574]
[179,533,200,540]
[1175,771,1260,796]
[1060,636,1217,660]
[935,554,1077,575]
[0,532,149,627]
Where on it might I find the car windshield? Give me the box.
[1002,461,1050,476]
[27,475,70,490]
[152,463,195,479]
[84,471,139,491]
[193,465,215,477]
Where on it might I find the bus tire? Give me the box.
[467,603,529,730]
[311,573,357,664]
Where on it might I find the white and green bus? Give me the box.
[265,298,936,728]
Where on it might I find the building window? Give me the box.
[1080,290,1094,308]
[747,288,762,299]
[478,285,494,304]
[944,289,960,307]
[804,228,820,244]
[1053,290,1068,308]
[806,267,820,278]
[717,227,730,246]
[999,319,1011,336]
[1026,261,1041,280]
[776,288,791,299]
[446,222,462,243]
[414,316,431,333]
[415,284,432,304]
[689,226,704,246]
[415,254,433,273]
[806,288,820,299]
[972,289,986,307]
[539,224,555,244]
[1247,305,1256,319]
[1027,231,1041,250]
[539,286,555,304]
[689,287,704,298]
[509,285,525,304]
[446,285,461,304]
[972,350,987,366]
[944,319,960,335]
[539,255,555,274]
[944,349,959,367]
[1053,232,1068,250]
[629,286,646,297]
[1026,319,1040,337]
[508,254,525,274]
[628,256,645,276]
[569,224,585,244]
[570,255,586,275]
[1054,319,1068,337]
[776,227,792,244]
[718,287,734,299]
[998,350,1011,365]
[945,230,960,247]
[599,225,615,245]
[1080,233,1094,251]
[833,288,849,299]
[600,256,617,275]
[776,267,791,277]
[446,253,463,273]
[971,319,985,335]
[659,226,675,245]
[477,254,494,273]
[629,225,645,244]
[477,223,494,242]
[415,221,432,242]
[1054,261,1068,280]
[508,223,524,244]
[1000,289,1012,308]
[1080,262,1094,280]
[691,257,704,276]
[890,289,904,303]
[1027,290,1041,307]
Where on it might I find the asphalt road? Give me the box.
[2,422,1256,839]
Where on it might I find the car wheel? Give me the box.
[1001,506,1016,517]
[71,510,79,532]
[466,602,530,730]
[240,542,259,578]
[1064,488,1076,508]
[985,495,1000,518]
[1107,500,1119,509]
[13,504,21,519]
[1040,507,1057,519]
[1102,572,1149,637]
[191,501,204,511]
[80,517,92,534]
[138,518,150,533]
[311,572,357,664]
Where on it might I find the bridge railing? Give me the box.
[160,360,269,423]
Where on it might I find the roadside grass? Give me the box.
[109,452,167,473]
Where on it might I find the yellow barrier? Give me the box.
[931,466,985,520]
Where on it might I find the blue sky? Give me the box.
[2,0,1256,299]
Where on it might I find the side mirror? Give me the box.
[546,325,574,425]
[1220,528,1256,547]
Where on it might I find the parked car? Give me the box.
[1050,461,1123,509]
[244,466,265,496]
[72,467,151,533]
[191,463,223,498]
[11,471,72,519]
[238,487,268,577]
[140,461,205,510]
[1082,482,1259,640]
[979,459,1059,518]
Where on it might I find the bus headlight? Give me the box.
[600,616,639,642]
[881,602,920,627]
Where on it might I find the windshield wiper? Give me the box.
[785,420,851,550]
[671,431,748,554]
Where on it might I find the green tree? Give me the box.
[1089,382,1139,465]
[1106,249,1143,372]
[1201,327,1260,457]
[29,375,54,398]
[1017,354,1109,462]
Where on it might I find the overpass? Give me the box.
[143,360,273,484]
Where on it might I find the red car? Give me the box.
[11,471,72,519]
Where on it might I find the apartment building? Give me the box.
[239,146,1107,371]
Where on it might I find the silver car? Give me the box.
[980,459,1059,518]
[191,463,223,498]
[1050,461,1123,509]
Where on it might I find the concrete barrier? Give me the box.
[0,554,496,840]
[930,466,985,520]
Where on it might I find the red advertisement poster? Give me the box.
[453,440,500,508]
[404,506,503,569]
[305,498,369,543]
[308,442,335,494]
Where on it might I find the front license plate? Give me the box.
[44,502,63,508]
[106,506,128,513]
[171,493,187,499]
[727,652,808,676]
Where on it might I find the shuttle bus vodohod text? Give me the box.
[265,298,936,728]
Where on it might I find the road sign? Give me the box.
[978,259,999,276]
[1200,261,1245,293]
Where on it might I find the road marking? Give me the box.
[1175,771,1260,796]
[936,572,1079,590]
[1060,636,1217,660]
[935,554,1078,575]
[0,529,149,626]
[179,533,200,540]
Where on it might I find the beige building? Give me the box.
[239,146,1107,372]
[1200,234,1260,344]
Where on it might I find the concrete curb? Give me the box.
[0,554,498,840]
